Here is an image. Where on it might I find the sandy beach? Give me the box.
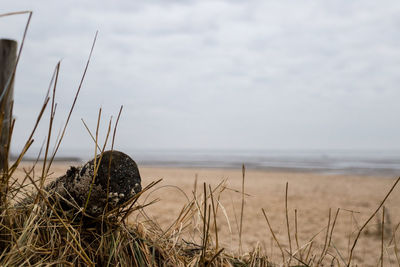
[138,167,400,266]
[15,163,400,266]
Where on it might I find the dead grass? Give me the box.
[1,10,400,266]
[134,166,400,267]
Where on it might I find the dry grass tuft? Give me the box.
[1,11,400,266]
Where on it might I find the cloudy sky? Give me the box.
[2,1,400,157]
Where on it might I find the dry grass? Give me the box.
[134,167,400,267]
[1,10,400,266]
[9,163,400,266]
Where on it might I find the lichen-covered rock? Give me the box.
[46,150,141,216]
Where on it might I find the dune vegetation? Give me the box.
[0,11,399,266]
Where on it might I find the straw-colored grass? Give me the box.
[1,10,400,266]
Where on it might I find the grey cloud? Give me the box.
[2,0,400,157]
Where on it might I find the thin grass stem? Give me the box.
[285,182,292,265]
[239,164,245,255]
[261,208,286,264]
[347,176,400,266]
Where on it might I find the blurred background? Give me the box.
[2,0,400,174]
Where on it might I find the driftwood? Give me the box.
[0,39,17,170]
[45,150,142,216]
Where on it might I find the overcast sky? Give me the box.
[2,1,400,157]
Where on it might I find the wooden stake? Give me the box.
[0,39,17,170]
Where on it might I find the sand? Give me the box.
[14,163,400,266]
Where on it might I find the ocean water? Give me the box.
[17,148,400,176]
[130,149,400,176]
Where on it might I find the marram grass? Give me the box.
[1,10,400,267]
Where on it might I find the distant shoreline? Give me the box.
[137,161,399,177]
[15,156,83,163]
[13,148,400,177]
[19,158,397,177]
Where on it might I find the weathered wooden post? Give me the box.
[0,39,17,170]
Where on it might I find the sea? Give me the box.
[17,149,400,177]
[129,149,400,176]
